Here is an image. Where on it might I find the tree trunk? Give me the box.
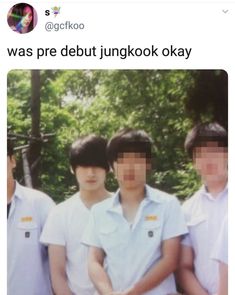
[27,70,42,188]
[22,148,33,188]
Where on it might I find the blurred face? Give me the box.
[74,166,106,191]
[193,142,228,183]
[113,152,151,189]
[22,6,33,28]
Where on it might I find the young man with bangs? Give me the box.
[176,122,228,295]
[83,128,188,295]
[40,135,111,295]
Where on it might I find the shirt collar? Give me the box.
[13,181,24,200]
[145,185,164,204]
[201,183,228,201]
[107,184,163,213]
[107,190,122,214]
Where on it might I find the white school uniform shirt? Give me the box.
[82,185,188,295]
[212,215,228,265]
[40,192,96,295]
[8,181,55,295]
[182,185,228,295]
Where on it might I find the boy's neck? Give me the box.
[205,177,227,197]
[80,187,110,209]
[7,179,15,204]
[119,185,145,205]
[119,185,145,223]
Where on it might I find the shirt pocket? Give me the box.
[140,221,162,246]
[17,221,39,245]
[99,224,123,252]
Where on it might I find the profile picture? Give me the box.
[7,3,38,34]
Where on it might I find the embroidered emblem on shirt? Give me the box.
[148,230,154,237]
[25,232,30,238]
[21,216,33,222]
[145,215,158,221]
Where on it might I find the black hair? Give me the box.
[7,139,14,157]
[10,3,34,33]
[107,128,152,168]
[184,122,228,158]
[69,134,109,172]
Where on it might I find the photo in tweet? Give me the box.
[7,69,228,295]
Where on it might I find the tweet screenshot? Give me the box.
[1,1,234,294]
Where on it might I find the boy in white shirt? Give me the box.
[83,128,187,295]
[40,135,111,295]
[176,122,228,295]
[7,139,55,295]
[212,215,228,295]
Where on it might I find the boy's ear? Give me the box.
[9,155,17,169]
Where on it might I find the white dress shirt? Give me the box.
[8,181,55,295]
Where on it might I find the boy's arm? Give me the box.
[88,246,113,295]
[48,245,73,295]
[218,262,228,295]
[112,237,182,295]
[175,245,209,295]
[124,236,181,295]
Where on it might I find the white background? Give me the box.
[0,1,234,294]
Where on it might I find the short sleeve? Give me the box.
[212,216,228,264]
[38,195,55,227]
[181,234,192,247]
[82,207,102,248]
[40,206,66,246]
[162,197,188,241]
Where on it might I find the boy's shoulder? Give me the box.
[16,182,54,206]
[146,185,177,204]
[91,185,178,215]
[91,194,115,212]
[182,187,203,209]
[49,192,81,216]
[58,191,80,206]
[181,187,205,221]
